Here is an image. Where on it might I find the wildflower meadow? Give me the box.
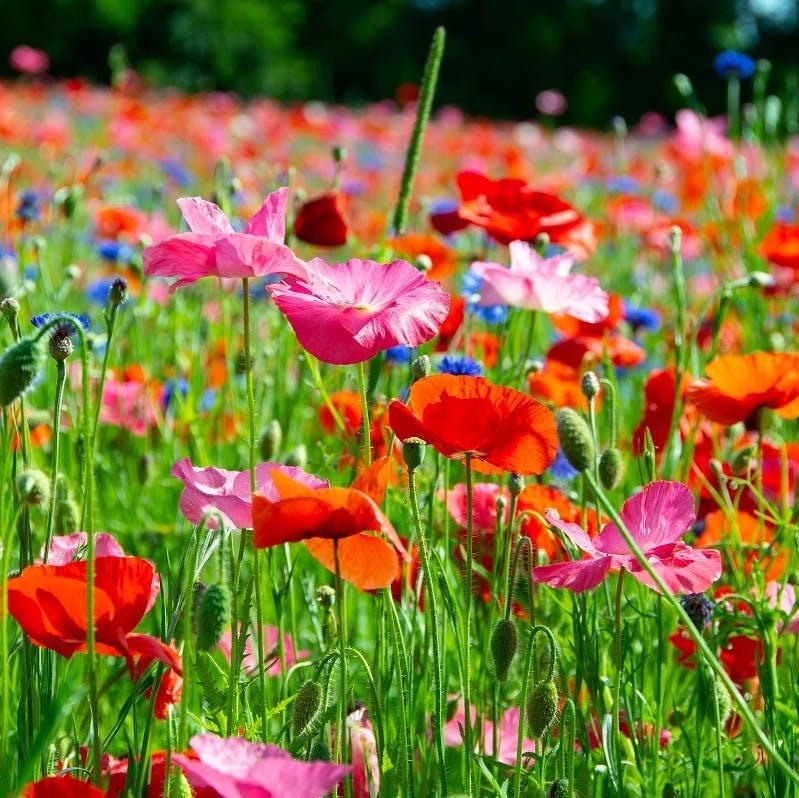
[2,28,799,798]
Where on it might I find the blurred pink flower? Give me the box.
[444,702,535,766]
[470,240,608,322]
[100,374,161,436]
[9,45,49,74]
[347,707,380,798]
[142,188,306,293]
[535,90,567,116]
[171,458,328,531]
[174,734,350,798]
[218,625,307,676]
[43,533,125,565]
[534,481,722,594]
[441,482,509,532]
[269,257,450,365]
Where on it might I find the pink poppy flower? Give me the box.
[444,702,535,766]
[43,533,125,565]
[171,458,328,531]
[100,374,161,437]
[347,707,380,798]
[142,188,306,293]
[441,482,509,532]
[534,481,722,594]
[9,45,49,75]
[268,258,450,365]
[218,625,307,675]
[470,240,608,322]
[173,734,351,798]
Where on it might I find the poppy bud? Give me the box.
[0,336,45,406]
[16,468,50,506]
[1,297,20,323]
[294,193,348,247]
[410,354,431,383]
[292,679,324,737]
[414,254,433,273]
[598,448,624,491]
[259,419,282,460]
[581,370,600,400]
[55,497,80,535]
[556,408,595,473]
[109,277,128,306]
[332,145,347,164]
[548,779,571,798]
[193,583,230,652]
[309,738,332,762]
[490,618,518,681]
[284,444,307,469]
[731,444,756,474]
[680,593,715,630]
[534,232,550,255]
[402,437,426,472]
[666,225,682,254]
[507,472,524,497]
[316,584,336,610]
[169,771,193,798]
[747,271,774,289]
[527,679,559,738]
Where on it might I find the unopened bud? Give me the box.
[490,618,518,681]
[581,371,600,400]
[16,469,51,506]
[526,679,559,738]
[309,738,332,761]
[109,277,128,306]
[193,583,230,652]
[507,472,524,497]
[292,679,324,737]
[0,297,20,323]
[0,337,45,406]
[666,225,682,254]
[284,444,307,469]
[316,585,336,610]
[548,779,571,798]
[747,271,774,288]
[410,355,431,383]
[598,448,624,490]
[259,419,282,460]
[556,408,595,473]
[534,232,550,255]
[414,254,433,273]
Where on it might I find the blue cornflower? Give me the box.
[16,190,42,222]
[437,355,483,376]
[623,302,662,333]
[159,158,192,188]
[385,344,412,364]
[652,190,678,214]
[461,269,508,325]
[548,448,579,482]
[31,312,90,334]
[713,51,756,80]
[605,175,640,195]
[96,239,136,263]
[200,388,217,412]
[162,377,190,411]
[86,277,117,306]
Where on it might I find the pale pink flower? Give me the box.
[218,625,307,676]
[347,707,380,798]
[142,188,306,293]
[100,375,161,436]
[534,481,722,594]
[470,240,608,322]
[9,45,49,74]
[268,257,450,365]
[43,533,125,565]
[441,482,509,532]
[171,458,328,531]
[174,734,350,798]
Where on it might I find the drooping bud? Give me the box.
[680,593,715,630]
[0,336,45,405]
[410,354,431,383]
[402,437,426,472]
[109,276,129,306]
[259,419,282,461]
[556,408,595,473]
[168,771,193,798]
[193,583,230,652]
[598,448,624,491]
[284,444,307,469]
[526,679,559,738]
[580,370,600,400]
[292,679,324,737]
[548,779,571,798]
[16,468,51,506]
[490,618,518,681]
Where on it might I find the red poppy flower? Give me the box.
[633,367,689,455]
[528,360,590,411]
[294,192,348,247]
[758,222,799,270]
[21,775,105,798]
[7,556,180,676]
[688,352,799,425]
[388,374,558,475]
[431,170,587,249]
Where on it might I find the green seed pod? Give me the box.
[410,354,430,383]
[526,679,559,738]
[490,618,518,681]
[598,447,625,491]
[16,469,51,506]
[0,336,45,406]
[548,778,571,798]
[507,472,524,497]
[259,419,282,460]
[292,679,324,737]
[193,583,230,652]
[556,408,595,472]
[309,737,332,762]
[402,437,426,472]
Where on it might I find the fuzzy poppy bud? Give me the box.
[309,738,332,762]
[109,277,128,306]
[598,447,624,490]
[680,593,715,630]
[747,271,774,289]
[0,336,45,406]
[316,584,336,610]
[490,618,518,681]
[410,354,431,383]
[292,679,324,737]
[527,679,559,738]
[16,468,50,506]
[548,779,571,798]
[193,583,230,652]
[556,408,595,473]
[0,297,19,323]
[55,497,80,535]
[581,371,600,400]
[259,419,282,461]
[731,444,756,474]
[284,444,307,469]
[169,771,193,798]
[534,232,550,255]
[402,437,426,472]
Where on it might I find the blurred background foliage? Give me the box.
[2,0,798,126]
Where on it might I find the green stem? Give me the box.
[356,360,372,468]
[583,470,799,788]
[43,360,66,562]
[90,304,119,442]
[613,569,625,790]
[408,465,448,795]
[517,310,538,388]
[462,453,474,794]
[391,27,446,237]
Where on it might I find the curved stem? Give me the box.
[43,359,66,562]
[90,304,118,441]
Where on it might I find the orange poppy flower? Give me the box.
[688,352,799,425]
[388,374,557,475]
[758,222,799,270]
[528,360,590,411]
[7,556,180,675]
[392,232,458,283]
[93,204,146,240]
[552,293,624,339]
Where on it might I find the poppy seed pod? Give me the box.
[527,678,559,738]
[292,679,324,737]
[16,469,51,506]
[193,583,230,652]
[548,778,571,798]
[402,437,426,472]
[507,472,524,497]
[490,618,518,681]
[0,336,45,406]
[598,447,625,490]
[556,408,595,472]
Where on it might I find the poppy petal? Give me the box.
[305,534,400,590]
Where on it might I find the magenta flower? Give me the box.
[470,240,608,322]
[268,257,450,365]
[171,458,328,531]
[441,482,509,532]
[43,533,125,565]
[142,188,306,292]
[174,734,351,798]
[533,481,722,594]
[444,702,535,766]
[347,707,380,798]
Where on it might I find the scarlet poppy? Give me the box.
[293,192,348,247]
[21,775,105,798]
[388,374,558,475]
[688,352,799,425]
[758,222,799,270]
[7,556,180,676]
